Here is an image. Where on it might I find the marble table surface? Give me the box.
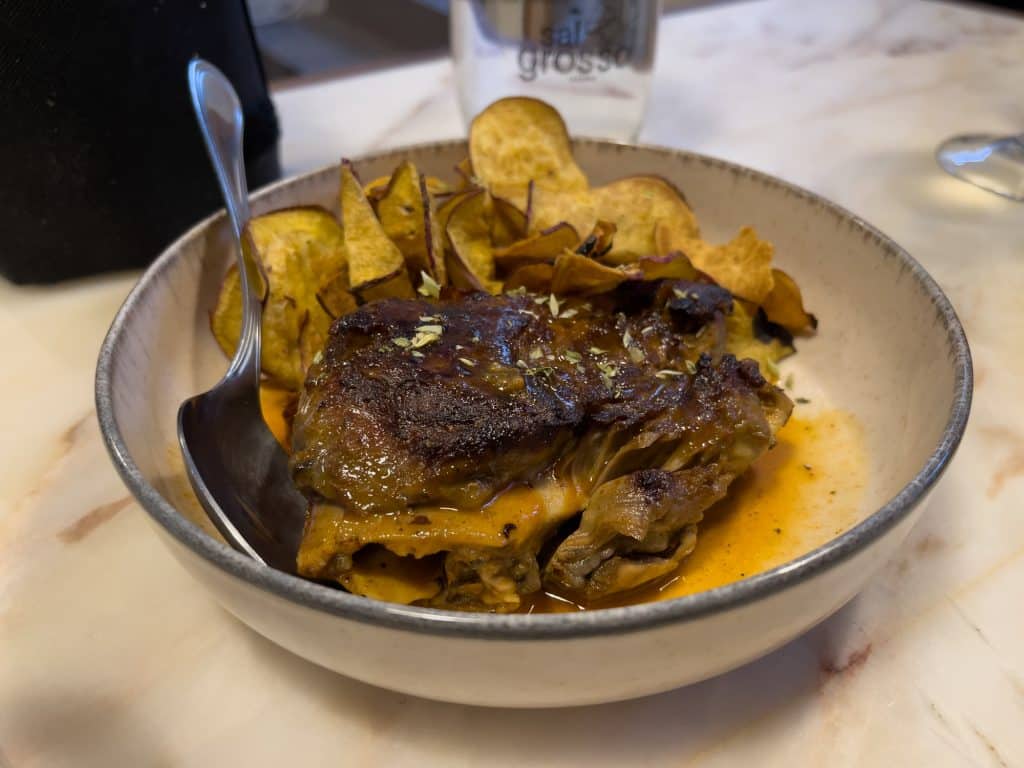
[3,1,1023,765]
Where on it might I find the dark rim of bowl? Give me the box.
[95,139,973,640]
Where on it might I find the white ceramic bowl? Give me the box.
[96,141,971,708]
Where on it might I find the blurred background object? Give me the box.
[251,0,451,81]
[0,0,280,284]
[250,0,1023,83]
[936,132,1024,201]
[451,0,660,140]
[5,0,1019,285]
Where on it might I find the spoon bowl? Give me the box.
[177,59,306,573]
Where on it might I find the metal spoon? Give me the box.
[177,59,306,573]
[936,132,1024,202]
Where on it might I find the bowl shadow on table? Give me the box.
[234,599,879,761]
[239,605,849,759]
[8,692,173,768]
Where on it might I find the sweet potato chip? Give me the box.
[469,97,588,193]
[590,219,617,256]
[211,206,348,389]
[424,176,453,197]
[762,268,817,333]
[251,209,349,386]
[368,172,450,204]
[504,263,554,293]
[316,271,358,319]
[445,190,499,293]
[675,226,775,304]
[551,251,640,295]
[528,184,596,241]
[375,161,447,284]
[421,174,448,286]
[491,182,531,215]
[634,252,698,282]
[593,176,699,264]
[211,264,245,362]
[491,194,528,247]
[494,222,580,271]
[454,157,475,190]
[355,268,418,303]
[340,160,413,300]
[445,253,489,293]
[437,190,471,234]
[725,300,794,382]
[376,161,424,263]
[364,175,392,202]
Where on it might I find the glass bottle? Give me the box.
[452,0,661,141]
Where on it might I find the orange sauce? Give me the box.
[522,410,867,612]
[260,386,295,450]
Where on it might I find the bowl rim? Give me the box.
[95,138,973,640]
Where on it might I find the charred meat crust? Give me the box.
[291,289,729,514]
[311,294,581,461]
[664,280,734,333]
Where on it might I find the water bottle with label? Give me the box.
[451,0,660,141]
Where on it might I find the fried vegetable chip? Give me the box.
[374,161,448,286]
[504,263,554,293]
[363,175,392,202]
[490,194,528,247]
[368,172,451,204]
[437,190,472,234]
[211,206,348,389]
[490,182,531,216]
[375,161,423,262]
[589,219,617,256]
[634,252,699,282]
[469,97,588,193]
[762,268,817,333]
[494,222,580,270]
[356,268,419,303]
[340,160,413,301]
[593,176,699,264]
[528,184,596,241]
[424,176,453,197]
[445,190,499,293]
[421,174,449,286]
[551,251,640,295]
[211,264,246,362]
[445,256,488,293]
[454,157,475,190]
[725,300,794,382]
[674,226,775,304]
[316,271,358,319]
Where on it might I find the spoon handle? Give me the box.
[188,58,263,388]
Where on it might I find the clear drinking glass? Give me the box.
[935,133,1024,201]
[451,0,661,141]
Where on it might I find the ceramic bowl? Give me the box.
[96,140,971,708]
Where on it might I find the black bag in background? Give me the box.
[0,0,281,284]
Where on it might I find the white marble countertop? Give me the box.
[3,1,1023,765]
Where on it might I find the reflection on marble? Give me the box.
[2,0,1023,765]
